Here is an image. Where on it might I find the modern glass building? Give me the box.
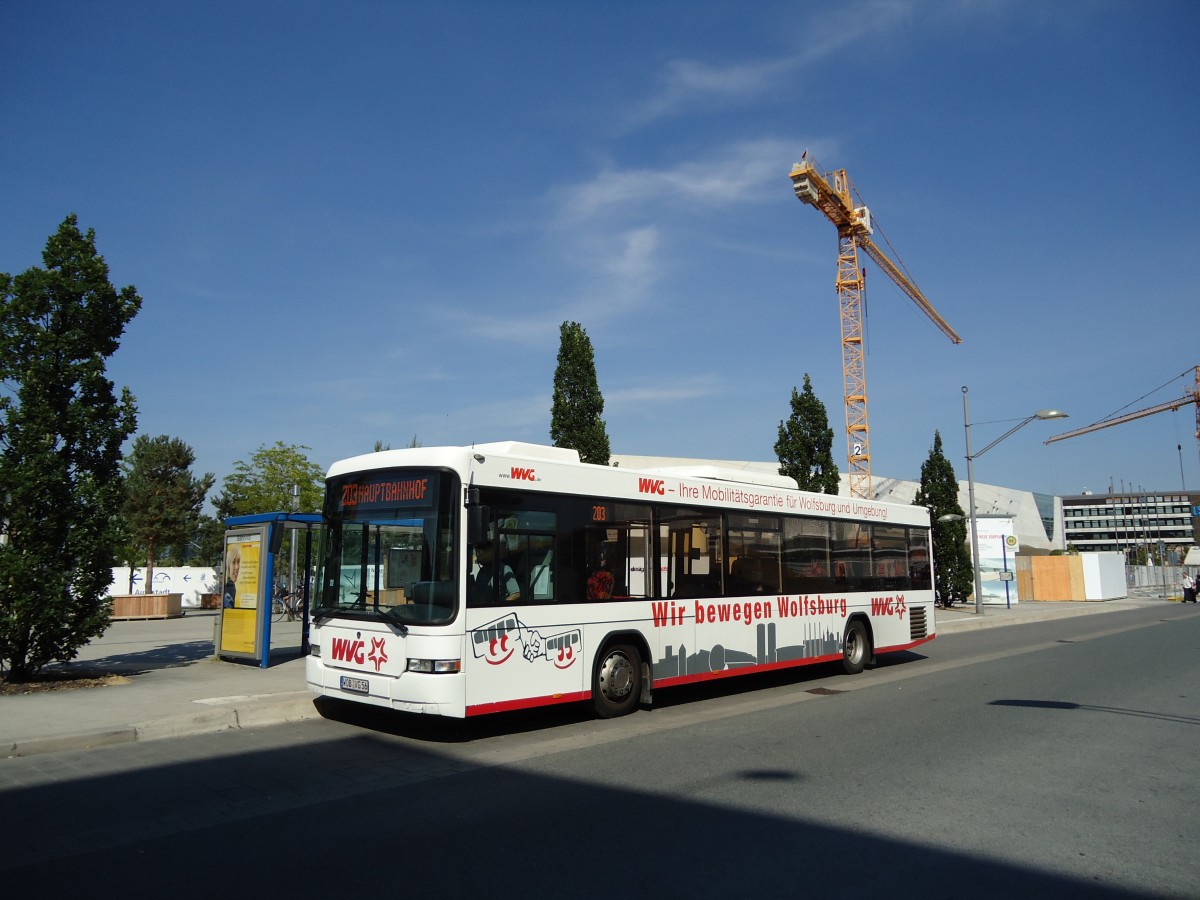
[1061,491,1200,562]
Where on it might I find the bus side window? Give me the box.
[727,513,782,596]
[525,538,555,601]
[583,505,652,600]
[661,508,722,600]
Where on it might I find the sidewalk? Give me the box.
[0,593,1181,758]
[1,612,316,758]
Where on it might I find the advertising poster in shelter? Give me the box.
[220,531,265,655]
[976,518,1020,606]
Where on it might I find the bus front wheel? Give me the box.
[841,620,870,675]
[593,643,642,718]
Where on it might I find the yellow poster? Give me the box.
[235,538,260,609]
[222,534,262,609]
[220,532,264,656]
[220,608,257,654]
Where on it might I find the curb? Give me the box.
[3,601,1175,758]
[4,693,320,759]
[935,600,1153,635]
[4,729,138,758]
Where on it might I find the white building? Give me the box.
[611,454,1065,553]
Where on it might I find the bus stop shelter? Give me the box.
[217,512,321,668]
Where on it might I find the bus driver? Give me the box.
[473,542,521,604]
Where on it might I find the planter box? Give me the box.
[198,592,222,610]
[110,593,184,620]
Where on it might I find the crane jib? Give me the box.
[790,158,963,499]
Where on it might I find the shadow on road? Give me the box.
[991,697,1200,726]
[0,723,1168,898]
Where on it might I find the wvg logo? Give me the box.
[510,467,537,482]
[638,477,666,495]
[330,637,365,664]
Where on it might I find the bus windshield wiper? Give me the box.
[381,606,409,635]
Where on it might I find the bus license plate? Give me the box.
[340,675,369,694]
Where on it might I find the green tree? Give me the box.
[913,430,973,606]
[185,513,226,568]
[121,435,214,589]
[0,216,141,679]
[372,435,419,452]
[213,442,324,518]
[774,374,839,494]
[550,321,611,465]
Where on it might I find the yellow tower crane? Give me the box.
[1044,365,1200,451]
[790,154,962,499]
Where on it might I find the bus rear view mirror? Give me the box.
[467,504,490,545]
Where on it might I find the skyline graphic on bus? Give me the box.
[655,621,841,677]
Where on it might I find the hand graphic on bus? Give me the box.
[522,629,544,661]
[470,616,580,670]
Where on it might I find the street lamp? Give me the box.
[962,386,1068,615]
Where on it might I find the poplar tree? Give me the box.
[0,216,141,679]
[913,430,974,606]
[774,374,839,494]
[550,321,611,465]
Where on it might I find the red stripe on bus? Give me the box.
[875,634,936,655]
[466,690,590,717]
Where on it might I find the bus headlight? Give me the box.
[310,644,321,658]
[406,658,461,674]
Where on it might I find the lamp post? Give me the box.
[288,483,300,614]
[962,386,1068,615]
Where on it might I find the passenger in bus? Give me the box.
[587,568,614,599]
[586,546,614,599]
[474,542,521,603]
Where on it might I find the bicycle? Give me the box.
[272,587,304,622]
[285,590,303,621]
[272,587,291,622]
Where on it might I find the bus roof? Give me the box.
[325,442,929,527]
[635,464,796,490]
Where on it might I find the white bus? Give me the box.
[306,441,936,718]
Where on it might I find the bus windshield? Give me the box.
[313,468,459,625]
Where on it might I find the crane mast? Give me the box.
[790,156,961,499]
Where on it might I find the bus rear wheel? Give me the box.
[593,643,642,718]
[841,620,870,675]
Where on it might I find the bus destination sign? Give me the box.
[340,477,430,510]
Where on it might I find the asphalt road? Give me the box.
[1,605,1196,899]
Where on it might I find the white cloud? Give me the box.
[556,138,801,222]
[428,132,835,349]
[420,225,663,348]
[605,226,659,282]
[627,56,796,128]
[624,0,915,127]
[605,377,725,412]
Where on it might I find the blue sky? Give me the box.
[4,0,1199,505]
